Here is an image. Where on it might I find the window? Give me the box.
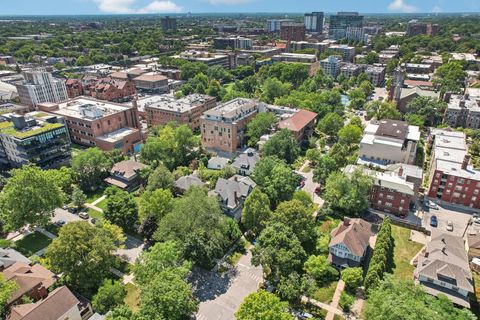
[107,120,111,125]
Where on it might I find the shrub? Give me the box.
[339,291,355,312]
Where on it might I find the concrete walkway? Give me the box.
[36,227,56,240]
[301,296,343,317]
[85,203,103,212]
[91,195,106,206]
[326,280,345,320]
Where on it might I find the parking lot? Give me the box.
[421,202,474,237]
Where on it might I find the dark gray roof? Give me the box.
[211,175,256,209]
[174,174,205,192]
[232,148,260,171]
[0,248,31,269]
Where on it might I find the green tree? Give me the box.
[341,267,363,292]
[365,275,476,320]
[273,200,316,248]
[92,280,126,315]
[155,187,241,268]
[0,165,64,231]
[46,221,117,296]
[260,77,291,103]
[366,101,401,121]
[338,124,363,146]
[181,62,208,80]
[405,96,447,127]
[0,273,17,317]
[146,163,174,191]
[105,305,136,320]
[313,155,338,184]
[365,52,379,64]
[241,188,271,236]
[138,188,173,223]
[348,88,366,109]
[71,185,87,209]
[292,190,313,208]
[262,129,299,164]
[303,255,338,283]
[317,112,344,139]
[139,269,198,320]
[324,169,373,216]
[236,290,293,320]
[103,187,138,232]
[252,222,306,282]
[246,112,277,147]
[45,167,74,196]
[71,148,111,191]
[433,61,467,95]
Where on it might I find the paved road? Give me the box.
[421,202,472,237]
[192,250,263,320]
[297,161,324,207]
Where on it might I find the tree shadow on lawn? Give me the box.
[189,266,239,302]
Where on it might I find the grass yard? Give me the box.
[45,224,61,236]
[85,188,106,204]
[95,198,108,211]
[15,231,52,257]
[312,281,338,304]
[87,208,104,219]
[391,225,424,280]
[124,283,140,312]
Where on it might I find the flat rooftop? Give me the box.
[55,97,131,120]
[203,98,258,120]
[97,127,138,143]
[142,94,213,113]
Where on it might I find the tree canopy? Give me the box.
[236,290,293,320]
[71,147,112,191]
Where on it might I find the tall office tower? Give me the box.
[328,12,364,40]
[160,16,177,31]
[15,70,68,108]
[304,12,324,33]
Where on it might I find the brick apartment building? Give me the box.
[277,109,317,142]
[427,129,480,209]
[280,23,306,42]
[66,77,136,102]
[144,94,216,130]
[38,97,142,154]
[65,79,83,98]
[201,98,259,154]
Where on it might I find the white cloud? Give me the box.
[388,0,417,13]
[208,0,253,5]
[93,0,182,13]
[432,5,443,13]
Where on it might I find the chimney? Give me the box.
[462,155,471,169]
[398,166,404,177]
[233,191,238,202]
[343,217,351,226]
[233,176,238,182]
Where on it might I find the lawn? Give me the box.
[85,188,106,204]
[95,198,108,211]
[312,281,338,304]
[472,272,480,317]
[15,231,53,257]
[87,208,104,219]
[45,224,61,236]
[391,225,424,280]
[124,283,140,312]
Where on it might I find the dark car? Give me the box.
[430,215,438,227]
[314,186,321,194]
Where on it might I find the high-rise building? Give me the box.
[280,23,306,42]
[214,37,253,50]
[15,71,68,108]
[266,19,294,32]
[160,16,177,31]
[329,12,364,40]
[304,12,324,33]
[406,20,439,36]
[320,56,342,78]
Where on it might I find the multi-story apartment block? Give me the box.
[290,41,329,53]
[304,12,324,33]
[329,12,364,40]
[358,120,420,167]
[65,79,84,98]
[38,97,141,154]
[320,56,342,78]
[200,98,259,154]
[346,27,366,42]
[0,112,71,168]
[0,56,16,65]
[160,16,177,31]
[346,164,422,217]
[427,129,480,208]
[266,19,294,32]
[214,37,253,50]
[280,23,306,42]
[414,232,473,308]
[365,66,386,87]
[329,44,356,62]
[403,63,433,74]
[444,95,480,129]
[144,94,216,131]
[406,20,439,37]
[15,71,68,108]
[132,74,169,94]
[172,51,236,69]
[340,63,363,78]
[272,53,317,64]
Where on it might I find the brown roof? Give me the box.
[277,109,317,132]
[468,232,480,250]
[8,286,79,320]
[109,71,128,80]
[3,262,56,303]
[404,79,434,87]
[329,218,372,256]
[375,120,408,140]
[109,160,146,180]
[134,74,168,82]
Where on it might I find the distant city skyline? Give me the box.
[2,0,480,15]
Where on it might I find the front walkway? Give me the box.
[326,280,345,320]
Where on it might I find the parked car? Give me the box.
[446,220,454,232]
[79,212,89,220]
[426,200,439,210]
[91,218,98,225]
[430,215,438,227]
[300,180,305,188]
[67,207,78,214]
[314,186,321,194]
[54,220,66,227]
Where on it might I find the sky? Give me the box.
[1,0,480,15]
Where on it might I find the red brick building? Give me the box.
[280,23,306,42]
[65,79,84,98]
[66,76,136,102]
[277,109,317,142]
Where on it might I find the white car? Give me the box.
[426,201,439,210]
[446,220,454,232]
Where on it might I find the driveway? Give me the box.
[421,202,472,237]
[191,250,263,320]
[52,208,82,223]
[296,162,324,207]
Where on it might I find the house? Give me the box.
[207,156,230,170]
[173,174,205,195]
[7,286,92,320]
[209,175,256,220]
[3,262,56,305]
[232,148,260,176]
[413,232,474,308]
[358,120,420,168]
[0,249,31,271]
[277,109,317,142]
[328,218,372,268]
[104,160,146,191]
[466,231,480,261]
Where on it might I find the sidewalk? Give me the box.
[326,280,345,320]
